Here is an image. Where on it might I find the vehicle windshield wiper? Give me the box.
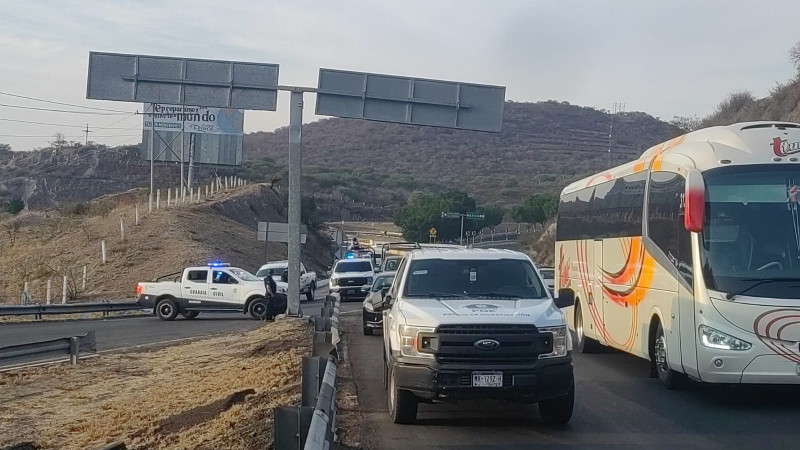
[406,292,466,298]
[470,292,524,299]
[725,277,800,300]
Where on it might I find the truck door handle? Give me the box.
[210,288,218,291]
[184,287,191,289]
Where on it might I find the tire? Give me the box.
[306,285,315,302]
[155,298,178,321]
[575,302,602,353]
[248,297,269,320]
[181,311,199,319]
[539,382,575,425]
[653,321,686,389]
[388,366,418,424]
[363,309,373,335]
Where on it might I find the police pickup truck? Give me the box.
[135,263,286,320]
[370,248,576,424]
[329,257,376,301]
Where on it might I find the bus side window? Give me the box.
[648,171,693,289]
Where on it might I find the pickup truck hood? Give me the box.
[398,298,564,328]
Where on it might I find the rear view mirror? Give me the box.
[684,169,705,233]
[372,292,391,312]
[554,288,575,309]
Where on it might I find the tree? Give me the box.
[49,132,67,151]
[394,189,482,242]
[790,40,800,70]
[0,143,11,153]
[4,197,24,215]
[480,205,505,228]
[670,115,701,133]
[511,194,558,226]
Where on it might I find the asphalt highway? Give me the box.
[0,284,331,362]
[342,314,800,450]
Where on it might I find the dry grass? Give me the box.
[0,318,310,449]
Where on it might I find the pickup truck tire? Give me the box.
[388,366,418,424]
[305,286,315,302]
[248,297,269,320]
[156,298,178,321]
[538,382,574,425]
[181,311,199,319]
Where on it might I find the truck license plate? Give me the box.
[472,371,503,387]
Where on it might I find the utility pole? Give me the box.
[83,124,91,146]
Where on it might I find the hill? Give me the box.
[0,184,332,304]
[243,101,682,218]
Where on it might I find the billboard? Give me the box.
[143,103,244,135]
[141,131,243,166]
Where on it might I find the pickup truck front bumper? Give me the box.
[391,354,573,403]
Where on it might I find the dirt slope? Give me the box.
[0,184,331,304]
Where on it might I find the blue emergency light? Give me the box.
[207,261,230,267]
[345,252,355,259]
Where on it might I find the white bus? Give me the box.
[556,121,800,388]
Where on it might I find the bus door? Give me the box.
[592,239,608,346]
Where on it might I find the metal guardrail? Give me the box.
[275,294,340,450]
[0,331,97,367]
[0,301,142,318]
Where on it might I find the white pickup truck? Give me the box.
[255,261,317,301]
[370,248,575,424]
[136,263,286,321]
[330,258,376,301]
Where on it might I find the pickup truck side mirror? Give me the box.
[554,288,575,309]
[372,291,391,312]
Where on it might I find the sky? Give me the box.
[0,0,798,151]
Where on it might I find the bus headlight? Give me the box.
[540,326,568,358]
[399,325,436,359]
[699,325,751,351]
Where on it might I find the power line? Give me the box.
[0,103,129,115]
[0,117,134,129]
[92,112,139,132]
[0,91,130,113]
[0,133,139,138]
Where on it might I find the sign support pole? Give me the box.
[287,89,303,317]
[188,134,195,193]
[149,112,155,213]
[460,215,465,246]
[180,115,185,202]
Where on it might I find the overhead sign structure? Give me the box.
[258,222,308,244]
[87,52,279,110]
[144,103,244,135]
[441,212,487,246]
[466,212,485,220]
[316,69,505,132]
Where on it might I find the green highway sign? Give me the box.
[466,212,485,220]
[441,212,461,219]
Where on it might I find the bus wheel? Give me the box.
[653,322,686,389]
[575,302,601,353]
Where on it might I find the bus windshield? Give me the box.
[701,166,800,299]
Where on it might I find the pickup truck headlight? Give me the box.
[699,325,751,351]
[366,277,373,285]
[399,325,436,359]
[364,299,375,312]
[540,326,568,358]
[331,278,339,286]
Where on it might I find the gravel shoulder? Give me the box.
[0,318,310,449]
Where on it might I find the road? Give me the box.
[342,314,800,450]
[0,284,330,359]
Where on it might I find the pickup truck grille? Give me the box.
[434,324,552,366]
[338,277,368,286]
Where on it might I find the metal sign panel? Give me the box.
[144,103,244,135]
[258,222,307,244]
[87,52,279,110]
[316,69,505,132]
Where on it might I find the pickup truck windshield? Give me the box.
[231,269,259,282]
[256,267,285,278]
[404,258,547,299]
[372,274,394,292]
[335,261,372,273]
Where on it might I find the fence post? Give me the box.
[120,218,125,241]
[22,281,29,305]
[135,203,139,225]
[225,177,229,190]
[148,194,152,213]
[205,184,209,198]
[156,189,160,210]
[69,336,79,365]
[196,187,201,203]
[46,279,51,305]
[101,240,106,264]
[82,265,86,291]
[175,188,179,205]
[167,188,171,207]
[62,275,67,304]
[189,187,194,203]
